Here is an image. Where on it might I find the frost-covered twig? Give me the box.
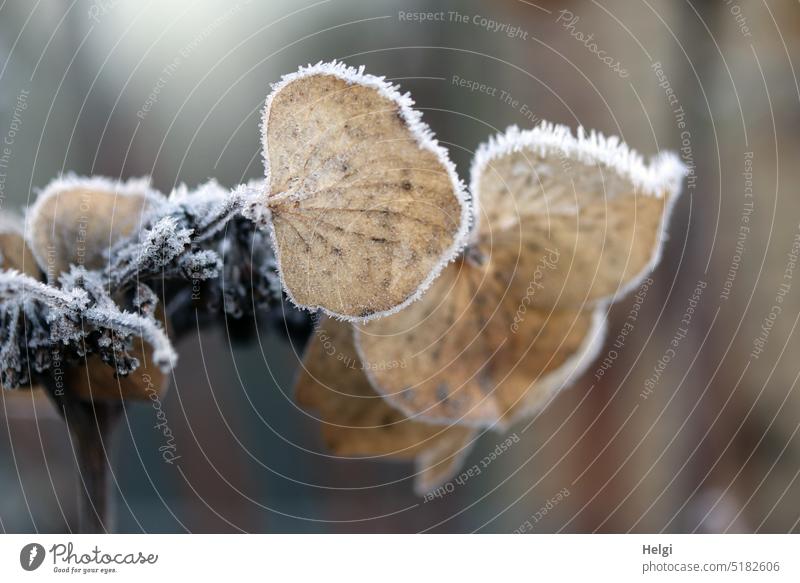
[0,266,176,388]
[0,269,89,311]
[106,216,193,288]
[103,181,248,291]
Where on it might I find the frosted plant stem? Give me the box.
[69,400,121,534]
[44,379,121,534]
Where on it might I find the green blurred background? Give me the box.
[1,0,799,532]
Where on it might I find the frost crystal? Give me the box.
[0,268,173,387]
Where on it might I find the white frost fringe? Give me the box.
[167,178,227,205]
[258,60,472,323]
[470,122,687,221]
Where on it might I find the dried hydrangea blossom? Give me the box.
[0,266,174,390]
[24,177,171,400]
[251,61,471,322]
[0,62,688,509]
[353,122,686,430]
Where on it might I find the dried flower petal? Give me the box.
[0,213,40,278]
[470,123,685,306]
[257,61,470,322]
[25,175,164,281]
[295,318,475,493]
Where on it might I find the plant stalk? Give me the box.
[69,400,121,534]
[43,378,122,534]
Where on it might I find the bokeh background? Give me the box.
[1,0,799,533]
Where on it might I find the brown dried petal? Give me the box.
[261,62,469,322]
[295,317,475,493]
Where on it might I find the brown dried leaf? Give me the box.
[471,124,682,308]
[413,427,477,496]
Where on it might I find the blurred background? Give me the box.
[1,0,799,533]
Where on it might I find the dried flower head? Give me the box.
[9,175,174,400]
[0,217,42,390]
[0,61,688,508]
[1,172,292,404]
